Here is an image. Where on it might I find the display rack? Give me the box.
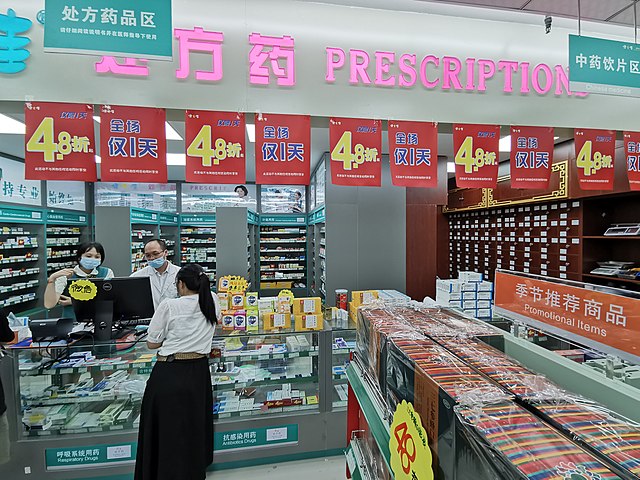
[180,213,216,283]
[0,206,45,314]
[308,207,326,299]
[158,213,179,266]
[259,214,308,296]
[247,210,259,290]
[447,200,582,282]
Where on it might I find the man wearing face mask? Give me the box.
[130,239,180,310]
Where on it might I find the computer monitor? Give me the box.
[72,277,155,342]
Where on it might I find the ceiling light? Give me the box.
[499,135,511,152]
[166,153,186,166]
[447,162,455,173]
[246,123,255,143]
[0,114,25,134]
[165,122,182,141]
[94,116,182,140]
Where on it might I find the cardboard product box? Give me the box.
[384,337,512,480]
[294,313,323,331]
[351,290,379,307]
[292,297,322,315]
[230,294,245,310]
[436,279,462,294]
[245,292,259,309]
[233,311,246,330]
[263,312,291,330]
[477,291,493,300]
[455,401,623,480]
[217,292,230,311]
[221,310,235,330]
[246,309,260,332]
[462,291,477,300]
[458,271,483,283]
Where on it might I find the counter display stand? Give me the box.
[1,321,356,478]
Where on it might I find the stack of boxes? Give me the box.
[436,271,494,320]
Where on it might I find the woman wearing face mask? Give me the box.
[135,263,221,480]
[44,242,114,313]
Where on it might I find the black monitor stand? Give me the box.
[93,300,114,343]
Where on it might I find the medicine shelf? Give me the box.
[220,348,319,363]
[0,268,40,281]
[214,403,318,420]
[0,256,38,265]
[212,374,319,392]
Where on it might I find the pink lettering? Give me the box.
[465,58,476,90]
[175,27,224,81]
[442,56,463,90]
[374,51,395,86]
[419,55,439,89]
[248,33,296,86]
[95,57,149,77]
[498,60,518,93]
[520,62,531,94]
[398,54,417,87]
[326,47,346,83]
[532,63,552,94]
[349,49,371,85]
[477,59,496,92]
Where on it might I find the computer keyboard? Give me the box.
[117,318,152,327]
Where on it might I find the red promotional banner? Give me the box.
[24,102,97,181]
[453,124,500,188]
[623,131,640,191]
[388,121,438,188]
[330,118,382,187]
[574,128,615,191]
[185,111,245,184]
[100,105,167,183]
[255,114,311,185]
[510,126,554,190]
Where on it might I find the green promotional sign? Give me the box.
[46,210,88,225]
[260,215,307,226]
[43,0,173,59]
[214,424,298,451]
[0,207,43,223]
[569,34,640,97]
[46,442,137,470]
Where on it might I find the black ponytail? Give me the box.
[176,263,217,325]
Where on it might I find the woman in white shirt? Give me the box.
[135,263,221,480]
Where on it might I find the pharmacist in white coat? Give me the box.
[130,239,180,310]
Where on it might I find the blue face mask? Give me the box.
[79,257,101,270]
[148,256,166,269]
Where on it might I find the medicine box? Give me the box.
[263,312,291,330]
[294,313,323,331]
[292,297,322,315]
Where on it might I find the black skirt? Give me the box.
[135,357,213,480]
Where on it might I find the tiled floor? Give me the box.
[207,455,345,479]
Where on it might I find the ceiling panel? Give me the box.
[424,0,529,8]
[524,0,633,21]
[609,4,638,25]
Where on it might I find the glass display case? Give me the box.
[211,329,320,420]
[327,319,357,410]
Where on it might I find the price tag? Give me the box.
[187,127,243,166]
[389,400,434,480]
[454,136,497,173]
[68,279,98,301]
